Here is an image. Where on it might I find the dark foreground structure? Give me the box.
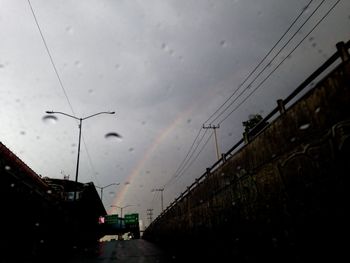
[0,146,107,261]
[143,42,350,262]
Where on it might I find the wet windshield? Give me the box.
[1,0,349,262]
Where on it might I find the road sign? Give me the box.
[104,214,119,224]
[124,213,139,225]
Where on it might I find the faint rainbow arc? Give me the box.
[110,111,191,212]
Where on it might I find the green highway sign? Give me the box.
[105,214,119,224]
[124,213,139,224]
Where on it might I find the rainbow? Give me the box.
[109,109,191,213]
[109,77,233,213]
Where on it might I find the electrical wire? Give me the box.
[210,0,327,125]
[163,0,318,190]
[81,137,101,185]
[165,130,213,189]
[238,0,314,89]
[27,0,76,116]
[27,0,101,184]
[163,0,340,192]
[163,127,206,188]
[217,0,341,125]
[204,0,318,125]
[164,128,209,189]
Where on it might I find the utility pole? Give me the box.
[152,188,164,212]
[203,124,220,160]
[147,209,153,225]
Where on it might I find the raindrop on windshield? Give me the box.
[42,115,58,124]
[74,60,82,67]
[66,26,74,34]
[299,123,311,130]
[105,132,122,141]
[302,5,310,13]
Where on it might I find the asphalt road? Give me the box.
[66,239,176,263]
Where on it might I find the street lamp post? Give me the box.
[110,205,136,218]
[96,183,119,201]
[45,110,115,200]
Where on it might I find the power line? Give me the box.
[162,0,340,193]
[151,189,159,205]
[27,0,75,116]
[152,188,164,212]
[163,0,320,190]
[203,124,220,160]
[164,128,210,189]
[217,0,341,125]
[27,0,101,185]
[203,0,318,125]
[163,128,205,188]
[237,0,315,89]
[165,130,213,189]
[210,0,327,125]
[81,137,101,185]
[146,209,154,225]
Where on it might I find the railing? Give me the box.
[149,40,350,227]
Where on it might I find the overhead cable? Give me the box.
[164,128,209,189]
[165,130,213,189]
[27,0,101,184]
[204,0,319,125]
[27,0,76,116]
[217,0,341,125]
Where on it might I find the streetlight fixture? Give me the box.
[110,204,136,218]
[96,183,119,201]
[45,110,115,200]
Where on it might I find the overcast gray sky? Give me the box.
[1,0,349,227]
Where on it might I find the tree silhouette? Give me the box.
[242,114,268,141]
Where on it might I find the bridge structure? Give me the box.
[142,41,350,262]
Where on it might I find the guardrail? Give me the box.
[149,40,350,227]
